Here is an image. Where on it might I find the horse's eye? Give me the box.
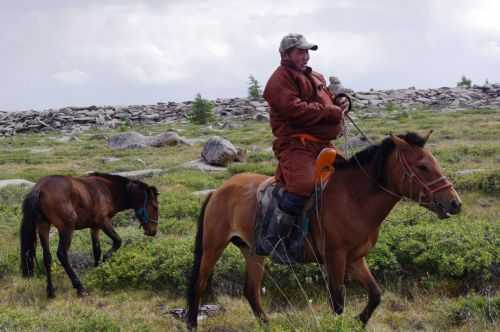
[417,165,428,172]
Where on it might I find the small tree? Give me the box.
[457,75,472,88]
[189,93,214,125]
[248,75,262,99]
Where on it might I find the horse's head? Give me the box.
[127,181,159,236]
[389,131,462,219]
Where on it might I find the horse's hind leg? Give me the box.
[186,242,227,329]
[38,222,55,298]
[348,258,381,326]
[91,228,101,267]
[56,227,88,297]
[243,251,268,323]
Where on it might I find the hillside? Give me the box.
[0,105,499,331]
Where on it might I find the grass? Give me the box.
[0,107,498,331]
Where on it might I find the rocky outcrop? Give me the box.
[0,98,270,136]
[1,82,499,136]
[329,78,500,112]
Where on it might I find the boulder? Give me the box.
[107,131,188,150]
[201,137,244,166]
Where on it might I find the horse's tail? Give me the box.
[186,191,213,324]
[20,189,42,277]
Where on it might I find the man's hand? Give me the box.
[335,97,350,114]
[325,104,344,119]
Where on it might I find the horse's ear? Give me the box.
[423,129,433,144]
[151,186,159,196]
[390,134,411,151]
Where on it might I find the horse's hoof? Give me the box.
[77,289,89,297]
[186,321,197,331]
[47,292,56,299]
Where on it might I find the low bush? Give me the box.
[448,295,500,325]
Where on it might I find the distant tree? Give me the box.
[248,75,262,99]
[457,75,472,88]
[189,93,214,125]
[485,78,490,85]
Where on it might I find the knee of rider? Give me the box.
[279,191,309,216]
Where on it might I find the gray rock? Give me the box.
[108,132,148,149]
[107,131,187,150]
[111,169,163,179]
[455,169,485,176]
[147,132,188,147]
[0,179,35,189]
[182,159,227,172]
[201,136,243,166]
[192,189,216,197]
[101,157,121,164]
[254,113,269,122]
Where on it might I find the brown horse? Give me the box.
[20,172,159,298]
[186,131,462,329]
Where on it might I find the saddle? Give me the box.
[254,148,337,265]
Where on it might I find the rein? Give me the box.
[337,97,451,221]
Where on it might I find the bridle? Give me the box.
[134,191,158,226]
[335,92,453,207]
[396,150,453,207]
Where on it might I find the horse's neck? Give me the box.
[328,166,401,227]
[104,181,129,213]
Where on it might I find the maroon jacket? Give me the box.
[263,60,343,141]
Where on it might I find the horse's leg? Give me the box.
[349,258,382,326]
[91,228,101,267]
[242,251,268,322]
[325,250,347,315]
[101,222,122,261]
[56,228,88,297]
[38,222,55,298]
[186,242,227,329]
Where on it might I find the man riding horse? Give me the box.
[256,33,349,257]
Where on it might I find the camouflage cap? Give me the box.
[279,33,318,53]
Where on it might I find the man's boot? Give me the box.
[269,192,308,264]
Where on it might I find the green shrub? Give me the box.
[457,75,472,88]
[160,191,201,220]
[450,169,500,196]
[248,75,262,99]
[256,313,363,332]
[448,295,500,325]
[87,237,245,294]
[368,218,499,279]
[188,93,214,125]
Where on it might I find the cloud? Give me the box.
[52,69,89,85]
[0,0,499,110]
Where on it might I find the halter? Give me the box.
[396,150,453,207]
[134,192,158,225]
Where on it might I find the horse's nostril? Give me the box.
[450,200,461,212]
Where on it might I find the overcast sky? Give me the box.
[1,0,499,111]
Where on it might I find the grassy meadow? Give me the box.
[0,107,499,331]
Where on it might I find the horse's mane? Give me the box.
[89,172,158,195]
[89,172,132,186]
[333,132,427,186]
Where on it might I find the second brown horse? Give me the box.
[20,172,159,298]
